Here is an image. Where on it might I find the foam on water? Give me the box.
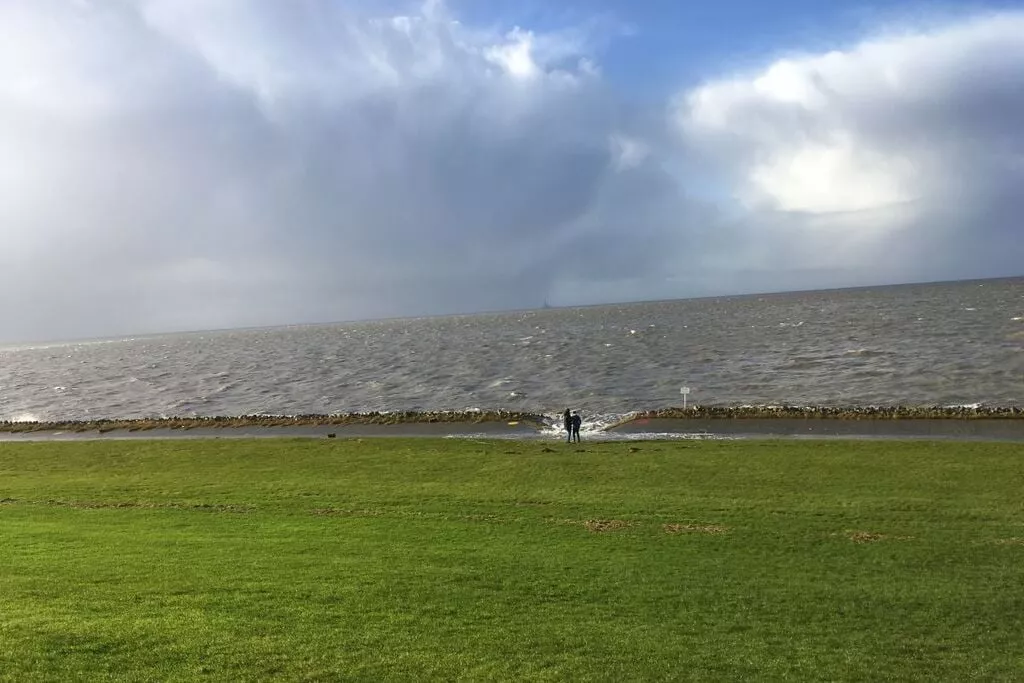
[534,411,646,440]
[445,430,734,442]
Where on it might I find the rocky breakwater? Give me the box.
[633,405,1024,421]
[611,405,1024,442]
[0,410,548,434]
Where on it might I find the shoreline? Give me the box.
[2,414,1024,443]
[0,410,547,435]
[627,405,1024,421]
[611,417,1024,442]
[1,405,1021,435]
[0,421,542,442]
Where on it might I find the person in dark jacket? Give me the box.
[563,408,572,443]
[571,411,582,443]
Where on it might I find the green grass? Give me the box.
[1,438,1023,681]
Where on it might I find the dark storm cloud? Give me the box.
[0,2,1021,342]
[0,0,698,341]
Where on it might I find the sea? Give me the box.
[1,277,1022,432]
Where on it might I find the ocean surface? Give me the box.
[2,278,1022,430]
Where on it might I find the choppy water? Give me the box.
[2,277,1022,427]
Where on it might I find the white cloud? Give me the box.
[748,133,919,213]
[486,28,542,80]
[680,12,1024,215]
[677,11,1024,282]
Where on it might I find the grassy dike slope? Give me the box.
[1,438,1023,681]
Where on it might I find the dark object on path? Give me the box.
[571,411,582,443]
[327,433,336,439]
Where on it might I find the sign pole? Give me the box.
[680,386,691,411]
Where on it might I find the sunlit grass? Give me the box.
[1,438,1022,680]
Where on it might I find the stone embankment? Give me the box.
[637,405,1023,421]
[0,410,547,434]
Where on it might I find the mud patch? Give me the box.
[584,519,633,533]
[312,508,507,523]
[553,519,634,533]
[552,518,635,532]
[313,508,385,517]
[844,530,914,543]
[995,537,1024,546]
[662,523,729,535]
[39,500,252,513]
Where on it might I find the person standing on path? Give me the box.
[571,411,582,443]
[563,408,572,443]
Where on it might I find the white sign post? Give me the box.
[680,386,691,410]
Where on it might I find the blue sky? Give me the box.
[0,0,1022,341]
[455,0,1024,93]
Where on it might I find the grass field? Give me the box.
[1,437,1023,681]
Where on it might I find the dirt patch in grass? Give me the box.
[577,519,634,533]
[312,508,507,524]
[845,530,914,543]
[585,519,633,533]
[662,523,730,535]
[36,500,253,513]
[313,508,385,517]
[995,537,1024,546]
[552,518,635,532]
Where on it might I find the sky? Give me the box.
[1,0,1022,342]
